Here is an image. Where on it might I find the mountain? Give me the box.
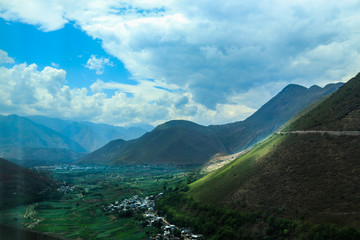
[189,73,360,227]
[0,115,86,166]
[0,115,85,152]
[79,82,342,166]
[0,114,151,165]
[27,115,72,133]
[0,158,58,209]
[209,82,343,153]
[79,120,228,166]
[61,121,149,152]
[27,115,151,152]
[61,122,111,152]
[0,224,64,240]
[285,77,360,131]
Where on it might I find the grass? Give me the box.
[189,134,286,204]
[157,185,360,240]
[189,132,360,228]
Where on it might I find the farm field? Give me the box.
[0,165,192,239]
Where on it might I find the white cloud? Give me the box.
[71,0,360,108]
[51,62,60,68]
[0,54,256,126]
[1,1,360,123]
[0,0,68,31]
[85,55,113,75]
[0,49,15,64]
[0,63,67,114]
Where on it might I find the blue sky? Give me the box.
[0,0,360,127]
[0,18,132,90]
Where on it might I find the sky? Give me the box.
[0,0,360,127]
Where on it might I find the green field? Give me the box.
[0,165,192,239]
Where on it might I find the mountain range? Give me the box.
[209,83,344,152]
[27,115,153,152]
[79,120,228,166]
[79,82,342,166]
[0,115,85,152]
[0,115,87,166]
[0,115,151,166]
[0,82,343,167]
[189,73,360,227]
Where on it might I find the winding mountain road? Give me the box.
[278,130,360,136]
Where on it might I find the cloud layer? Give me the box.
[1,1,360,125]
[0,52,255,126]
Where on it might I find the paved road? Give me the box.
[278,130,360,136]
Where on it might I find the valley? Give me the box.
[0,165,194,239]
[0,75,359,239]
[3,1,360,238]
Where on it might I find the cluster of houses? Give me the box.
[147,222,203,240]
[104,194,161,214]
[103,193,203,240]
[141,197,203,239]
[34,164,105,171]
[57,185,75,193]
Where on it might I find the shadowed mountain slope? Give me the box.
[79,120,227,166]
[189,73,360,227]
[0,224,65,240]
[79,83,342,166]
[0,158,58,209]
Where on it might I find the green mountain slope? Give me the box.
[0,158,58,209]
[189,73,360,227]
[209,82,343,153]
[286,73,360,131]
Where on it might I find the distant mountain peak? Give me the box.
[281,83,307,91]
[156,120,204,130]
[309,85,322,90]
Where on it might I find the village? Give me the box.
[57,185,75,194]
[103,194,203,240]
